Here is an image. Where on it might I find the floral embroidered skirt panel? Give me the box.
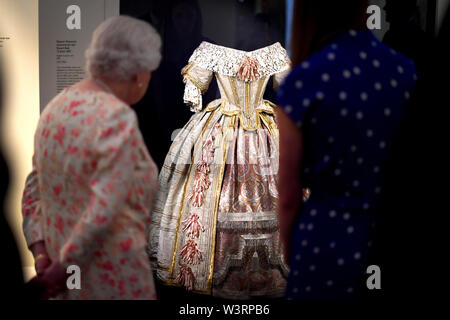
[149,106,288,299]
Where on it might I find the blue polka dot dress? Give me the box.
[277,30,417,300]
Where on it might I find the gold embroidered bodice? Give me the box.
[182,41,291,130]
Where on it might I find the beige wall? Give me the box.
[0,0,119,281]
[0,0,40,277]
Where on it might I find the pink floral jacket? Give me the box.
[22,88,158,299]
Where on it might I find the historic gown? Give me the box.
[149,41,291,299]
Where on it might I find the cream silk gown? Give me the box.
[149,41,291,299]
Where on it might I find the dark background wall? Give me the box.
[120,0,287,169]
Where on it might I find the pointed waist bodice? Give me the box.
[181,41,291,130]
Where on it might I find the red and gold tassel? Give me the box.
[180,240,203,265]
[177,264,195,290]
[182,213,205,239]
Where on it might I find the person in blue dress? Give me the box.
[276,0,417,300]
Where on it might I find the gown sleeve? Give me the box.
[22,154,45,248]
[181,61,213,112]
[273,49,292,90]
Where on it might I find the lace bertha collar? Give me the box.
[188,41,291,78]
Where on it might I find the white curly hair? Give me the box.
[85,15,162,81]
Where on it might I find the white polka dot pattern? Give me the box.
[277,29,417,300]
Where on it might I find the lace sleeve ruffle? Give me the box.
[183,80,203,112]
[182,61,213,112]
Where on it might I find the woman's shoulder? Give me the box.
[91,91,137,125]
[280,55,332,97]
[57,87,137,126]
[283,41,343,88]
[67,87,133,114]
[286,30,417,88]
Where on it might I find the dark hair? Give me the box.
[290,0,368,66]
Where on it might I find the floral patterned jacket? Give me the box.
[22,88,158,299]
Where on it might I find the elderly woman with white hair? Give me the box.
[21,16,162,299]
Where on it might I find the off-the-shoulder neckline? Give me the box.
[200,41,282,54]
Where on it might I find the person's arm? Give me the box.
[276,108,303,261]
[22,155,52,275]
